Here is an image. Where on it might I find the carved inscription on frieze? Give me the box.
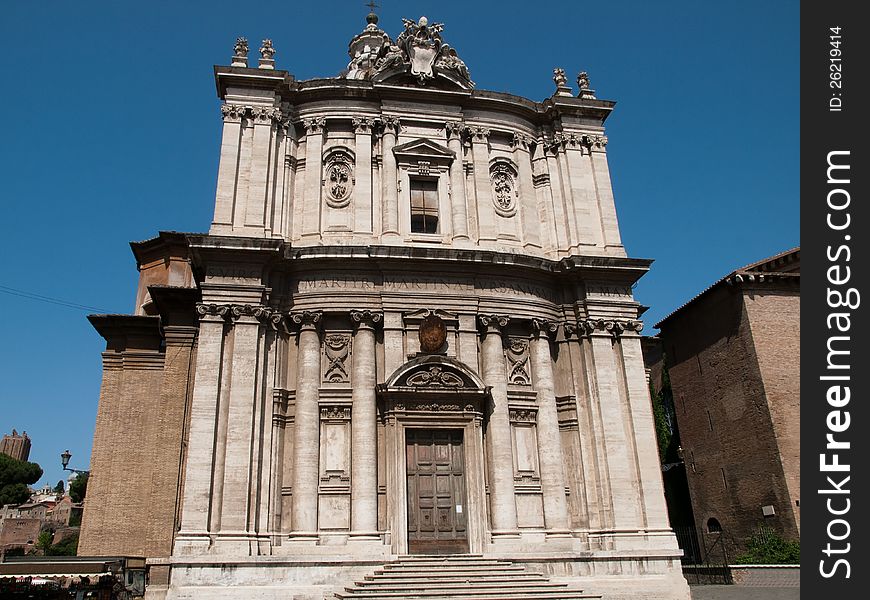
[294,274,555,301]
[585,284,633,298]
[205,265,263,281]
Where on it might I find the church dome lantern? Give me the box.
[345,10,392,79]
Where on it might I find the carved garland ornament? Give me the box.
[490,162,519,217]
[406,365,464,387]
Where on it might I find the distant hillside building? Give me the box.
[648,248,800,559]
[0,430,31,462]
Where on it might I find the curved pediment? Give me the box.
[383,355,485,391]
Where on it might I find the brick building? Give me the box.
[648,248,800,559]
[0,430,31,462]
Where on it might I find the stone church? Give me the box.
[79,13,689,600]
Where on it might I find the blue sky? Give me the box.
[0,1,798,488]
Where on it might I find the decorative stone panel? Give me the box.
[323,147,355,208]
[319,405,351,491]
[322,333,351,383]
[506,338,531,385]
[490,160,519,217]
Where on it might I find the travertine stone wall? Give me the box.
[206,71,625,260]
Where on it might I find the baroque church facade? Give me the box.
[79,13,689,600]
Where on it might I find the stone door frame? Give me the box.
[383,410,487,555]
[377,355,490,555]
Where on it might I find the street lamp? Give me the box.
[60,450,89,475]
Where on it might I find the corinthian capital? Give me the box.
[350,309,383,330]
[302,117,326,134]
[579,318,643,338]
[196,302,232,320]
[590,134,608,151]
[251,106,283,124]
[445,121,464,140]
[352,117,374,133]
[478,314,510,332]
[511,132,531,149]
[467,126,490,142]
[380,115,401,134]
[289,310,323,330]
[531,318,559,338]
[220,103,246,123]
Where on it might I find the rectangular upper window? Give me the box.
[410,179,438,234]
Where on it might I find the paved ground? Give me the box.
[690,585,800,600]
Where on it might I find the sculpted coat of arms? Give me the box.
[368,16,473,88]
[397,17,443,83]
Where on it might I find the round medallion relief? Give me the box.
[418,314,447,354]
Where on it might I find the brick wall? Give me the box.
[79,288,198,560]
[659,281,799,559]
[743,288,800,536]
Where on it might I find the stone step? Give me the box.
[378,563,523,572]
[335,590,601,600]
[364,573,548,583]
[396,554,485,560]
[336,555,602,599]
[349,580,575,592]
[386,559,512,568]
[335,591,597,599]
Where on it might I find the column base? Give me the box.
[286,531,320,545]
[489,529,522,540]
[172,531,212,555]
[348,531,382,542]
[545,529,573,539]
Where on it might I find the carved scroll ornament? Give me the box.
[406,365,464,387]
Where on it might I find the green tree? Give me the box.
[53,480,65,495]
[735,527,800,564]
[649,379,672,461]
[36,529,53,555]
[47,532,79,556]
[0,453,43,505]
[69,472,88,503]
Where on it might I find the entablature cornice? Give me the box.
[182,235,651,294]
[266,76,614,129]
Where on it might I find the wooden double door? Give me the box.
[405,429,469,554]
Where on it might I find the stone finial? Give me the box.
[231,37,249,67]
[365,0,380,27]
[259,39,276,69]
[576,71,597,99]
[553,67,572,96]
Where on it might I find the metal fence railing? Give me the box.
[674,524,733,585]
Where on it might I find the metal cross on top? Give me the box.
[366,0,379,12]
